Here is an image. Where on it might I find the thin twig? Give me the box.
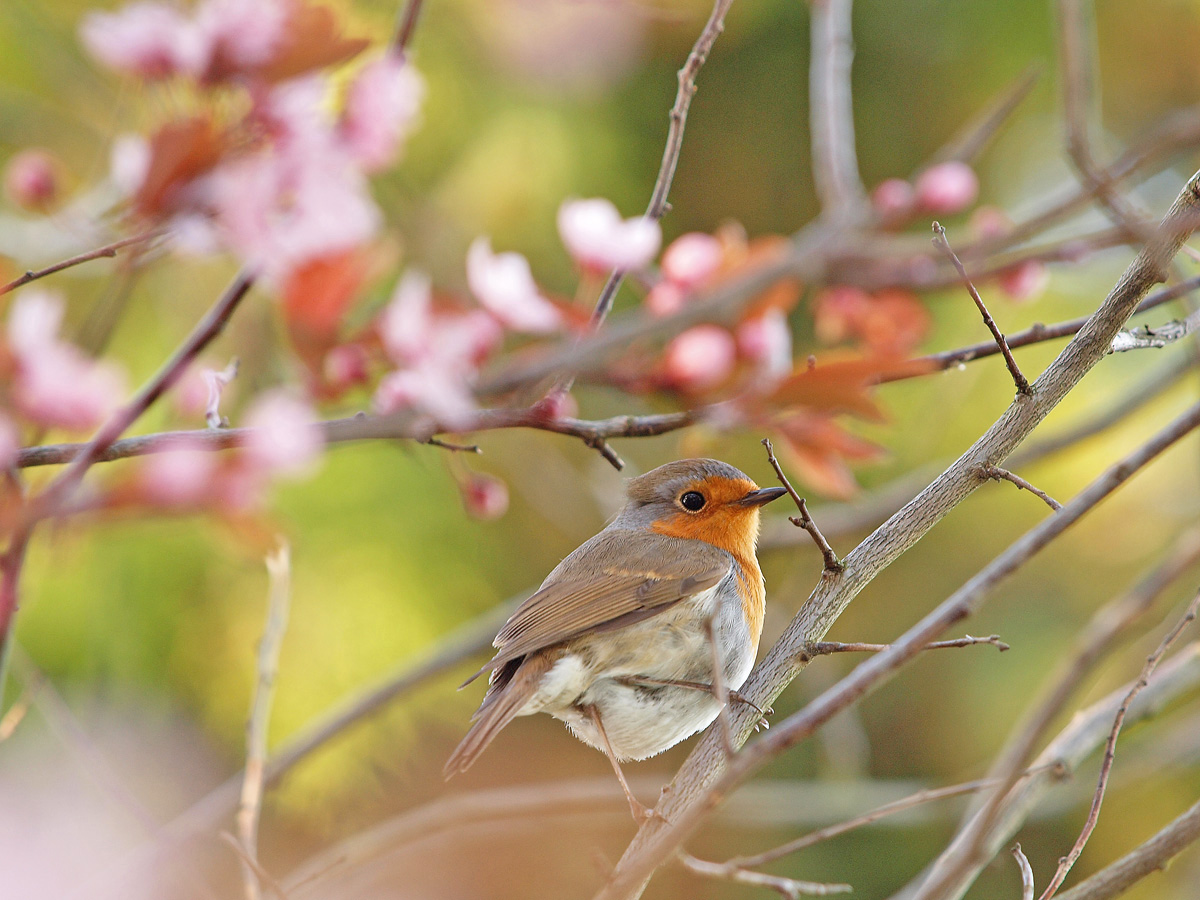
[800,634,1010,660]
[1013,843,1036,900]
[980,464,1063,511]
[421,436,482,453]
[1110,305,1200,352]
[678,851,852,897]
[909,526,1200,900]
[0,229,163,295]
[809,0,866,216]
[761,438,842,571]
[1053,797,1200,900]
[931,222,1031,394]
[221,833,291,900]
[237,541,292,900]
[880,273,1200,382]
[934,66,1043,166]
[724,768,1056,871]
[391,0,424,53]
[1037,588,1200,900]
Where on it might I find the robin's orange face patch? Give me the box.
[649,475,768,640]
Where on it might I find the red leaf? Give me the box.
[133,116,225,219]
[281,247,373,368]
[774,414,885,499]
[765,354,933,421]
[250,2,369,84]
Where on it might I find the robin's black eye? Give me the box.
[679,491,706,512]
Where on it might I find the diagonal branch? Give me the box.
[0,229,164,296]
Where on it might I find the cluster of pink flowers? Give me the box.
[81,0,424,286]
[1,290,128,454]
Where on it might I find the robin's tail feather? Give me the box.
[443,654,553,779]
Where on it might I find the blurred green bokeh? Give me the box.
[2,1,1199,898]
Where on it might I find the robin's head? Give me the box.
[614,459,786,556]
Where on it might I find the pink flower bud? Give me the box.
[914,161,979,215]
[645,282,686,318]
[461,472,509,520]
[870,178,915,220]
[736,309,792,378]
[997,260,1049,303]
[323,344,370,391]
[531,389,578,421]
[662,325,737,393]
[660,233,722,288]
[969,205,1012,240]
[4,150,61,212]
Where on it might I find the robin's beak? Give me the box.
[737,486,788,507]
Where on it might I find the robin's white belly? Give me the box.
[515,576,758,760]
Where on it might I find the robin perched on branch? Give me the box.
[445,458,785,821]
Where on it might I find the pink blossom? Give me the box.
[0,415,18,469]
[4,149,60,212]
[139,444,219,507]
[736,309,793,379]
[969,205,1012,240]
[323,344,370,391]
[914,161,979,215]
[110,135,150,198]
[662,325,737,393]
[871,178,915,220]
[7,290,127,432]
[340,55,425,172]
[997,260,1049,303]
[466,238,563,333]
[241,391,323,477]
[80,2,206,80]
[660,232,722,288]
[645,282,686,318]
[557,198,661,272]
[461,472,509,520]
[373,364,478,429]
[196,0,287,77]
[379,270,433,365]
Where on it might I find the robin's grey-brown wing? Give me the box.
[464,532,731,683]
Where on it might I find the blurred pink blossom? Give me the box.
[662,325,737,393]
[871,177,915,220]
[322,343,370,391]
[139,444,219,507]
[557,198,661,272]
[467,238,563,333]
[969,205,1012,240]
[737,309,793,379]
[110,135,150,198]
[340,55,425,172]
[196,0,287,76]
[374,364,478,429]
[997,260,1049,303]
[660,232,722,288]
[242,391,323,477]
[4,149,60,212]
[7,290,127,432]
[461,472,509,520]
[80,2,206,80]
[379,270,434,364]
[645,282,686,318]
[914,161,979,215]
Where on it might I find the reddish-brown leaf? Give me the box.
[133,116,225,219]
[281,247,373,368]
[765,354,933,421]
[774,414,884,499]
[250,2,370,84]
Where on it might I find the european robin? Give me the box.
[445,458,786,820]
